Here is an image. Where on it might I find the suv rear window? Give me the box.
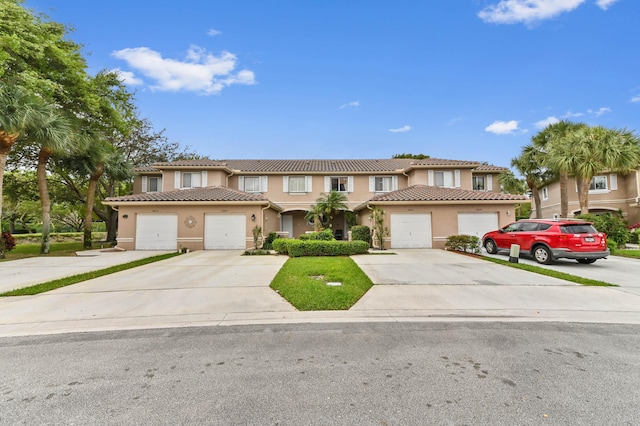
[560,224,598,234]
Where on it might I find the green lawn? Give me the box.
[1,241,113,261]
[612,249,640,259]
[270,257,374,310]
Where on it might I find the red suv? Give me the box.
[482,219,609,264]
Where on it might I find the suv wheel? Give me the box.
[533,245,553,264]
[484,239,498,254]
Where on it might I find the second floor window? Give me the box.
[331,177,348,192]
[148,177,160,192]
[289,176,307,193]
[375,176,392,192]
[473,176,485,191]
[435,171,453,188]
[542,187,549,200]
[244,177,261,192]
[182,172,201,188]
[589,176,607,191]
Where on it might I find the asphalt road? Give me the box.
[1,322,639,425]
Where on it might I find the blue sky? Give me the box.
[26,0,639,169]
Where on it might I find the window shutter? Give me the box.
[610,174,618,190]
[142,176,148,193]
[158,177,163,192]
[260,176,268,192]
[324,176,331,192]
[454,170,461,188]
[201,171,207,187]
[238,176,245,191]
[369,176,375,192]
[174,171,181,189]
[487,174,493,191]
[428,170,434,186]
[392,176,398,191]
[283,176,289,192]
[306,176,312,192]
[348,176,354,192]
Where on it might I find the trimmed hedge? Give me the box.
[298,229,334,241]
[445,235,480,254]
[351,225,371,244]
[273,239,369,257]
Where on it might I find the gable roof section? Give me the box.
[473,164,508,172]
[105,186,280,208]
[356,184,527,210]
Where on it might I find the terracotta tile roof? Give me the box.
[105,186,275,204]
[474,164,508,172]
[151,159,228,168]
[367,185,528,203]
[143,158,485,173]
[134,166,161,173]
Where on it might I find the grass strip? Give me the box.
[0,252,181,296]
[270,256,374,310]
[481,255,617,287]
[612,249,640,259]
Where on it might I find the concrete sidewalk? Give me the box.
[0,249,639,337]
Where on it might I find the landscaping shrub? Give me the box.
[243,249,272,256]
[286,240,369,257]
[273,238,289,255]
[607,239,618,252]
[351,225,371,245]
[577,213,629,246]
[262,232,277,250]
[299,229,335,241]
[445,235,480,254]
[1,232,16,252]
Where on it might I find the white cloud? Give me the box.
[447,117,463,126]
[562,110,584,118]
[478,0,585,25]
[112,45,255,95]
[631,95,640,103]
[588,107,611,116]
[485,120,520,134]
[389,125,412,133]
[207,28,222,36]
[534,116,560,128]
[340,101,360,109]
[113,69,143,86]
[596,0,618,10]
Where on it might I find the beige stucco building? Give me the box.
[533,169,640,224]
[104,158,529,250]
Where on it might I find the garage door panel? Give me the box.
[136,214,178,250]
[391,214,432,248]
[205,214,246,249]
[457,213,499,238]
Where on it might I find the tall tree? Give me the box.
[547,126,640,215]
[532,121,585,218]
[315,191,349,228]
[511,144,555,219]
[498,170,527,195]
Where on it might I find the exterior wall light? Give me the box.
[251,214,256,221]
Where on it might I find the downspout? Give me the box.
[261,204,270,242]
[226,169,234,187]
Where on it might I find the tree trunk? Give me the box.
[559,172,568,218]
[83,173,100,250]
[37,149,53,254]
[577,177,590,215]
[0,152,8,258]
[106,206,118,243]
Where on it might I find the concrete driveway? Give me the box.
[483,250,640,291]
[350,249,640,323]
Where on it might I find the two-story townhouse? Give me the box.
[104,158,528,251]
[533,169,640,223]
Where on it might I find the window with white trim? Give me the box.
[244,176,261,192]
[542,187,549,200]
[331,177,348,192]
[182,172,201,188]
[375,176,392,192]
[288,176,307,193]
[473,176,485,191]
[589,176,607,192]
[435,171,453,188]
[148,177,161,192]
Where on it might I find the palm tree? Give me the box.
[532,121,585,218]
[304,204,325,232]
[511,144,555,219]
[0,85,55,257]
[315,191,349,229]
[498,170,526,195]
[31,107,76,254]
[548,125,640,215]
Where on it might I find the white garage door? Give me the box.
[135,214,178,250]
[457,213,499,238]
[205,214,246,249]
[391,214,432,248]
